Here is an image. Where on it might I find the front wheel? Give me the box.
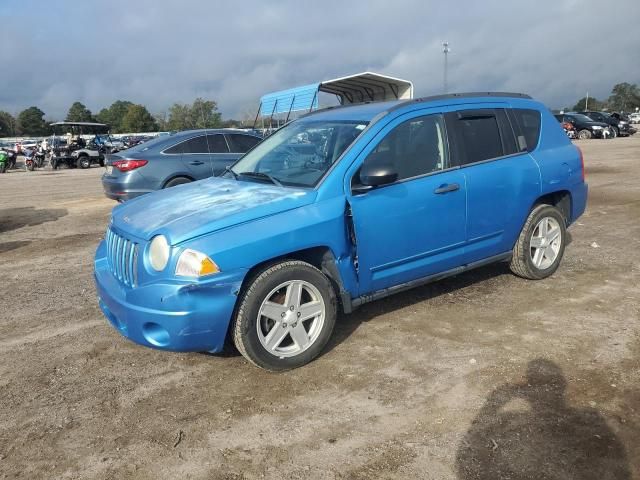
[610,126,619,138]
[232,260,337,371]
[510,204,567,280]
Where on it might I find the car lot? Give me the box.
[0,138,638,479]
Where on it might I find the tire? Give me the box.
[77,156,91,169]
[232,260,337,371]
[0,163,5,174]
[577,129,592,140]
[164,177,191,188]
[99,158,105,167]
[26,161,34,171]
[510,204,567,280]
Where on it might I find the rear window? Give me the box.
[512,109,541,152]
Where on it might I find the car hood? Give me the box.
[111,178,316,244]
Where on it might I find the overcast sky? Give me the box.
[1,0,639,120]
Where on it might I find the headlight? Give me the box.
[592,125,603,130]
[619,121,627,125]
[176,249,219,277]
[148,235,170,271]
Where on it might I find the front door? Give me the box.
[347,111,467,295]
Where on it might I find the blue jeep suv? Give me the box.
[95,92,588,370]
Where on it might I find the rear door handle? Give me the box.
[189,160,205,165]
[434,183,460,194]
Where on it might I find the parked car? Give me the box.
[554,113,610,139]
[101,129,262,201]
[580,111,636,137]
[95,92,588,371]
[629,113,640,124]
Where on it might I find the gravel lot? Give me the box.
[0,137,638,480]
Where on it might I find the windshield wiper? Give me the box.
[238,171,283,187]
[224,165,238,180]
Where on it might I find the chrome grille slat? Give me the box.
[106,227,139,287]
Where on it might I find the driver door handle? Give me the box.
[189,160,205,165]
[434,183,460,194]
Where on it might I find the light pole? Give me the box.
[442,42,450,93]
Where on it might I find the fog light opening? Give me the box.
[142,322,170,347]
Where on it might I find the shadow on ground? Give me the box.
[0,240,31,254]
[0,207,67,233]
[456,359,631,480]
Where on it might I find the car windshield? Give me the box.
[227,120,368,187]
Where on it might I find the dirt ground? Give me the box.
[0,137,638,480]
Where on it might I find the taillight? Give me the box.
[112,159,148,172]
[577,146,585,181]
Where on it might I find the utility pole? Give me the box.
[442,42,450,94]
[585,92,589,110]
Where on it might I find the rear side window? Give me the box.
[453,111,504,164]
[512,109,541,152]
[227,134,261,153]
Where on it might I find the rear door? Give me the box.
[165,134,214,179]
[445,107,541,263]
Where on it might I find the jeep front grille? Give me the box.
[106,228,139,287]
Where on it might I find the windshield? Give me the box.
[228,120,368,187]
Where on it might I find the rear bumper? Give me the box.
[102,174,153,201]
[94,240,246,353]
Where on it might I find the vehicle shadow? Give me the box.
[324,261,511,354]
[455,359,631,480]
[0,207,68,234]
[0,240,31,254]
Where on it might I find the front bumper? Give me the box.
[94,240,246,353]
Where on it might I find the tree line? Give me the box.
[569,82,640,113]
[0,98,244,137]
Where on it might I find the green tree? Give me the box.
[0,111,16,136]
[120,104,157,132]
[65,102,93,122]
[571,96,605,112]
[191,98,222,129]
[608,83,640,112]
[17,107,47,136]
[167,98,222,131]
[96,100,134,132]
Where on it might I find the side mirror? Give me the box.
[357,162,398,191]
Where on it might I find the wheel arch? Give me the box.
[239,246,351,314]
[162,174,195,188]
[533,190,572,224]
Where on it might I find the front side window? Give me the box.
[228,120,367,187]
[227,134,261,153]
[361,114,448,182]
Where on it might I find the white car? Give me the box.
[629,113,640,124]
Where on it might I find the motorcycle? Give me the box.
[25,146,47,171]
[0,149,17,173]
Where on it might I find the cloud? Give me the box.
[0,0,638,120]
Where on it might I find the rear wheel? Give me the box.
[164,177,191,188]
[26,161,34,171]
[578,129,592,140]
[0,163,5,174]
[510,204,567,280]
[232,260,337,371]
